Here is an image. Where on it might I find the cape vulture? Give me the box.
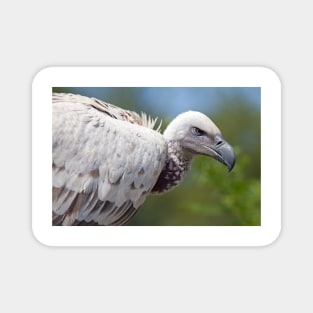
[52,93,236,226]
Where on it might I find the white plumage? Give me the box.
[52,93,236,226]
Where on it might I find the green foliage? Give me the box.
[187,147,260,225]
[129,147,260,226]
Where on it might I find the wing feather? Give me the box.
[52,93,166,226]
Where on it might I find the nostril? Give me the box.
[216,141,223,146]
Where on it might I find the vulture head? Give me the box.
[163,111,236,172]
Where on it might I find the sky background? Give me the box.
[54,86,260,118]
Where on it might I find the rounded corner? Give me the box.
[31,224,53,248]
[260,225,282,247]
[257,66,282,87]
[32,66,56,88]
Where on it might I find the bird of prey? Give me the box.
[52,93,235,226]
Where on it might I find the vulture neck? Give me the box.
[151,140,192,194]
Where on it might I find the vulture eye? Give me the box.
[191,127,205,136]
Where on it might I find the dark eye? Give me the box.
[191,127,205,136]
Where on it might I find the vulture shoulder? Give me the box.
[52,93,166,226]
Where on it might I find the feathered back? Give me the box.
[52,93,166,226]
[52,93,160,130]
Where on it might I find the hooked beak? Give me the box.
[205,135,236,172]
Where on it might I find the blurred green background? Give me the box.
[53,87,261,226]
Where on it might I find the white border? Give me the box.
[32,67,281,246]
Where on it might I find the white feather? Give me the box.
[52,94,167,225]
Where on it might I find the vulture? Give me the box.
[52,93,236,226]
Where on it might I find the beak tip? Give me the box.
[227,162,235,172]
[227,156,236,172]
[213,136,236,172]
